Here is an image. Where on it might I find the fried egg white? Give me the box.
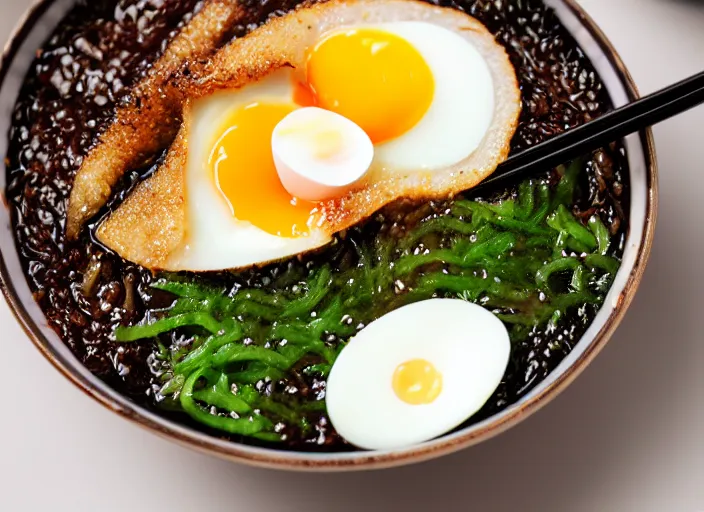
[304,21,496,171]
[167,71,333,270]
[97,0,521,271]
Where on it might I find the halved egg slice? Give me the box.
[272,106,375,202]
[325,299,511,450]
[96,0,521,271]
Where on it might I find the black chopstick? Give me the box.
[480,70,704,188]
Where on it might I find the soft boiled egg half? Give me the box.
[326,299,511,450]
[96,0,521,271]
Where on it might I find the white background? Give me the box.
[1,0,703,510]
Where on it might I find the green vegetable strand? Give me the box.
[211,344,293,370]
[409,216,482,241]
[584,254,620,274]
[516,180,536,219]
[174,322,243,376]
[115,312,224,342]
[180,368,271,436]
[551,161,580,208]
[536,257,581,286]
[192,373,251,414]
[547,205,597,251]
[570,265,587,292]
[588,215,611,255]
[529,184,552,224]
[282,266,332,318]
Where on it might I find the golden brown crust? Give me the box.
[96,61,296,268]
[97,0,521,270]
[95,123,189,268]
[66,0,246,239]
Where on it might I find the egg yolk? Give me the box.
[392,359,443,405]
[304,28,434,144]
[209,102,317,237]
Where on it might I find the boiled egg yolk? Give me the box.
[208,101,318,237]
[303,28,435,144]
[392,358,443,405]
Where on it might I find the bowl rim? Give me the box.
[0,0,658,471]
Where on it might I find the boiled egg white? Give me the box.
[325,299,511,450]
[272,107,374,201]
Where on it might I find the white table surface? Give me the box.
[1,0,703,510]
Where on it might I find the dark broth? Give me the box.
[5,0,628,450]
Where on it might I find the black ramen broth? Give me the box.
[6,0,628,450]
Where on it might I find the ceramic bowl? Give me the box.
[0,0,657,470]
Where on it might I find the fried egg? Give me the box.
[302,21,496,170]
[167,71,333,270]
[325,299,511,450]
[96,0,521,271]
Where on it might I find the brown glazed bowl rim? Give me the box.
[0,0,657,471]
